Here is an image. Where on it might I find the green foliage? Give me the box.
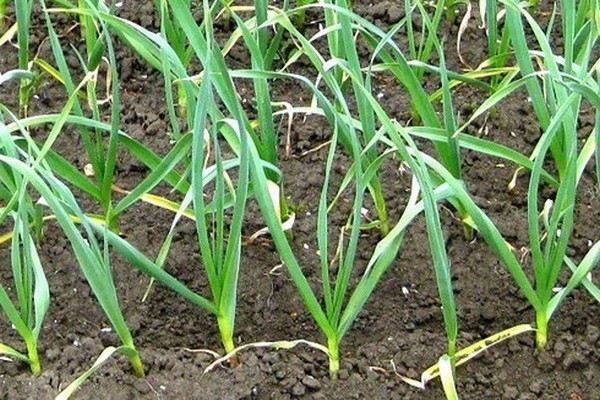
[0,1,599,399]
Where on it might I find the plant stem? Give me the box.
[218,315,235,354]
[461,218,474,241]
[106,207,121,234]
[218,316,241,367]
[16,0,31,117]
[447,338,456,358]
[26,341,41,376]
[446,0,457,24]
[129,351,145,378]
[176,81,187,118]
[0,0,6,32]
[377,204,389,237]
[529,0,539,12]
[371,180,389,236]
[328,337,340,379]
[535,310,548,350]
[279,189,294,241]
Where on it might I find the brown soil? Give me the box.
[0,1,598,399]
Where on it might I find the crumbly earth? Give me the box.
[0,1,598,399]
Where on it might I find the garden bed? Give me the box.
[0,1,598,399]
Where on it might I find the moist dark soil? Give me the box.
[0,1,599,399]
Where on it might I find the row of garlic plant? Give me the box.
[0,0,598,398]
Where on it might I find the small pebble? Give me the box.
[586,325,599,343]
[291,382,306,397]
[387,6,403,23]
[275,369,287,380]
[338,369,350,380]
[529,379,543,395]
[302,376,321,391]
[563,351,586,370]
[536,351,555,372]
[583,367,596,381]
[503,385,519,399]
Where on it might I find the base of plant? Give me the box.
[329,356,340,379]
[221,335,236,355]
[374,200,389,236]
[222,338,241,368]
[446,4,458,25]
[29,360,41,376]
[328,339,340,379]
[26,342,41,376]
[462,223,474,241]
[130,353,145,378]
[218,316,237,365]
[460,213,476,241]
[535,312,548,350]
[378,217,390,237]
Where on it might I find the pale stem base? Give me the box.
[218,316,236,354]
[328,338,340,379]
[26,341,41,376]
[536,311,548,350]
[130,352,145,378]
